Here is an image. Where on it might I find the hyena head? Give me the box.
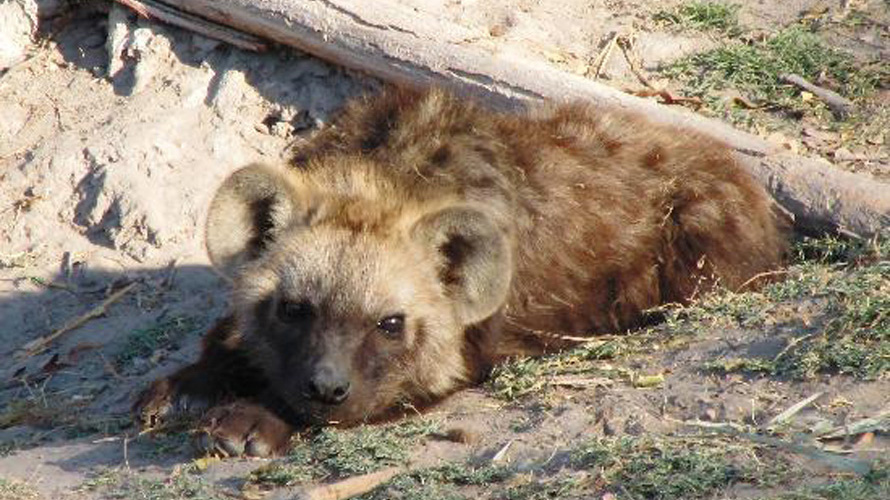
[205,163,512,424]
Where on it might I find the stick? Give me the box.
[491,440,514,463]
[735,269,790,292]
[817,410,890,440]
[269,466,405,500]
[772,333,814,363]
[767,392,824,429]
[617,35,654,89]
[17,282,139,358]
[549,375,614,388]
[589,32,619,79]
[113,0,266,51]
[780,73,856,119]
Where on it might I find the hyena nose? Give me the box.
[308,375,351,405]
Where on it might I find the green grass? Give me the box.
[248,418,440,488]
[78,467,224,500]
[358,463,513,500]
[570,436,785,500]
[654,2,741,34]
[490,236,888,389]
[115,316,199,368]
[763,460,889,500]
[486,335,646,401]
[663,27,884,119]
[359,435,793,500]
[678,236,890,380]
[0,477,42,500]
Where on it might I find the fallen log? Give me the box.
[119,0,889,237]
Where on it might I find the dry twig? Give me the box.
[616,35,654,89]
[17,282,139,358]
[767,392,824,429]
[269,466,405,500]
[780,73,856,119]
[589,31,619,79]
[735,269,790,292]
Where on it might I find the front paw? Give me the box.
[195,401,293,458]
[133,377,208,430]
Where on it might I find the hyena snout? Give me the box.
[306,365,351,405]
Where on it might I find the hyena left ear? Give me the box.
[205,163,300,278]
[412,207,512,325]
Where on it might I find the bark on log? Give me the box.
[125,0,889,237]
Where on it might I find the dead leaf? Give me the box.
[192,455,220,472]
[855,432,875,448]
[489,24,507,37]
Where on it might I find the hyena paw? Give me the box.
[133,378,208,430]
[195,401,293,458]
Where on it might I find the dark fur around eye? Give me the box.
[376,314,405,337]
[276,299,314,324]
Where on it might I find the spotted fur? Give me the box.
[134,88,787,455]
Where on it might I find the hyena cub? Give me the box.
[135,88,786,457]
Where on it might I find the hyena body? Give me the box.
[136,89,786,456]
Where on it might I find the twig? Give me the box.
[767,392,824,429]
[17,282,139,358]
[589,31,619,79]
[160,257,180,289]
[665,416,750,433]
[772,333,814,363]
[817,410,890,440]
[98,351,126,381]
[735,269,790,292]
[491,440,514,463]
[780,73,856,119]
[114,0,266,51]
[631,89,702,107]
[549,375,614,388]
[269,466,405,500]
[617,35,654,89]
[683,425,872,474]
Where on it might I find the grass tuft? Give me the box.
[487,336,641,401]
[115,316,198,368]
[765,459,889,500]
[663,27,883,119]
[0,478,42,500]
[248,418,439,489]
[679,236,889,379]
[78,467,224,500]
[570,436,783,500]
[654,2,741,34]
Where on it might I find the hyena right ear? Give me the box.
[205,163,300,278]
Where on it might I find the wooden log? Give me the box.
[121,0,889,237]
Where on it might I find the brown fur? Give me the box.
[134,88,786,456]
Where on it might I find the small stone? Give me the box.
[833,147,856,161]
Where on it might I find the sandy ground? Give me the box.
[0,1,887,499]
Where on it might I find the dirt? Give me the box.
[0,1,887,499]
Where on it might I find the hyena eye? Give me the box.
[276,299,314,324]
[376,314,405,337]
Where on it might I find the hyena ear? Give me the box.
[205,163,300,278]
[412,207,512,325]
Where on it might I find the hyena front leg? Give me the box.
[194,397,295,457]
[133,316,267,429]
